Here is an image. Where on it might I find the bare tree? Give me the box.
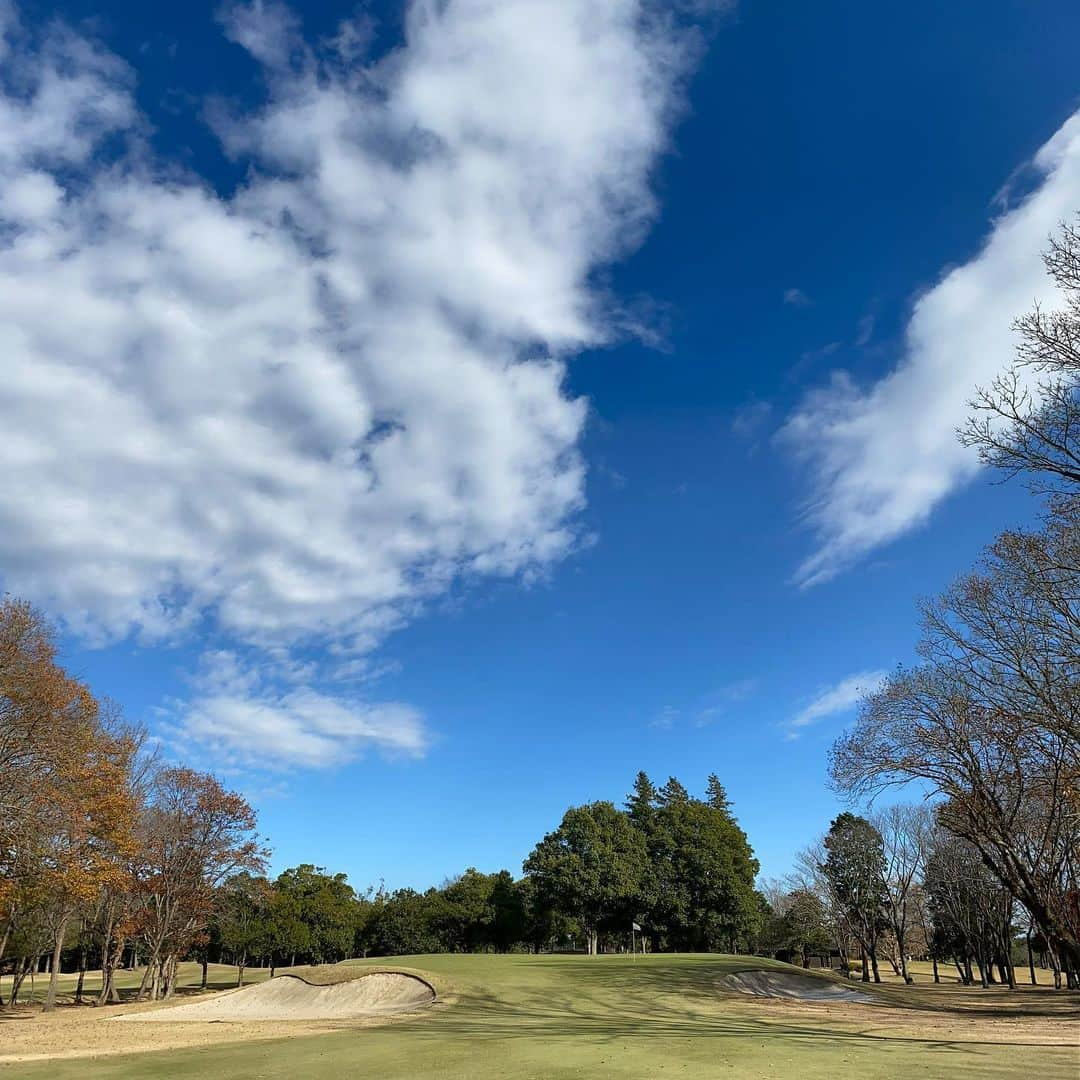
[833,565,1080,980]
[871,803,933,983]
[961,218,1080,489]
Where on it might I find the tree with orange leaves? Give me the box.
[134,767,266,999]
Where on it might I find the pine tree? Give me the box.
[706,774,732,815]
[658,776,690,807]
[625,772,658,829]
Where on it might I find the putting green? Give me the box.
[3,954,1077,1079]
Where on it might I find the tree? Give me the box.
[439,868,497,953]
[872,804,932,983]
[706,774,733,815]
[272,865,356,965]
[781,889,832,968]
[831,532,1080,978]
[961,219,1080,489]
[37,715,138,1011]
[648,794,760,952]
[828,218,1077,989]
[820,813,887,982]
[216,873,272,986]
[1,599,101,982]
[0,600,94,855]
[0,600,142,1012]
[365,888,440,956]
[524,802,649,954]
[658,777,690,808]
[925,829,1017,988]
[135,767,265,999]
[625,772,659,831]
[488,871,527,952]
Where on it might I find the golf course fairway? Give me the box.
[3,953,1077,1078]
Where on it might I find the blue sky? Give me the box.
[2,0,1079,891]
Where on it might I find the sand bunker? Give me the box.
[117,972,435,1022]
[723,969,874,1003]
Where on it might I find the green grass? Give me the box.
[4,953,1078,1079]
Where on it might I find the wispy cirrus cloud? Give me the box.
[786,668,887,739]
[783,109,1080,586]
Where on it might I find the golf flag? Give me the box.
[632,922,641,931]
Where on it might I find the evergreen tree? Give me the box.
[625,771,659,830]
[524,801,649,955]
[821,813,888,982]
[658,776,690,807]
[706,774,732,816]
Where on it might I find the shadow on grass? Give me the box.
[533,957,1080,1022]
[363,956,1079,1057]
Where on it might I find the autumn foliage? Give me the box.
[0,599,263,1006]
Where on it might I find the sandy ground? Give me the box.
[117,972,435,1022]
[723,969,874,1002]
[0,998,443,1064]
[0,971,442,1065]
[715,990,1080,1049]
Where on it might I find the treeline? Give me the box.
[0,602,764,1003]
[204,864,540,977]
[786,222,1080,989]
[761,804,1065,988]
[196,772,764,972]
[0,598,265,1010]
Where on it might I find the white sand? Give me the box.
[116,972,435,1022]
[723,969,874,1003]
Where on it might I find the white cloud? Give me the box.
[783,109,1080,586]
[649,705,680,730]
[787,669,888,738]
[172,657,428,770]
[731,399,772,440]
[158,649,427,771]
[784,287,811,307]
[0,1,707,766]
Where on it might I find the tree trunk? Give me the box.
[0,921,9,1006]
[1026,927,1037,986]
[75,940,88,1005]
[201,955,208,989]
[162,955,178,999]
[0,918,11,972]
[860,950,869,982]
[237,953,246,987]
[136,956,154,1001]
[102,934,124,1004]
[42,913,70,1013]
[931,956,939,984]
[11,957,32,1004]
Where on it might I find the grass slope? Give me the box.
[3,954,1077,1079]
